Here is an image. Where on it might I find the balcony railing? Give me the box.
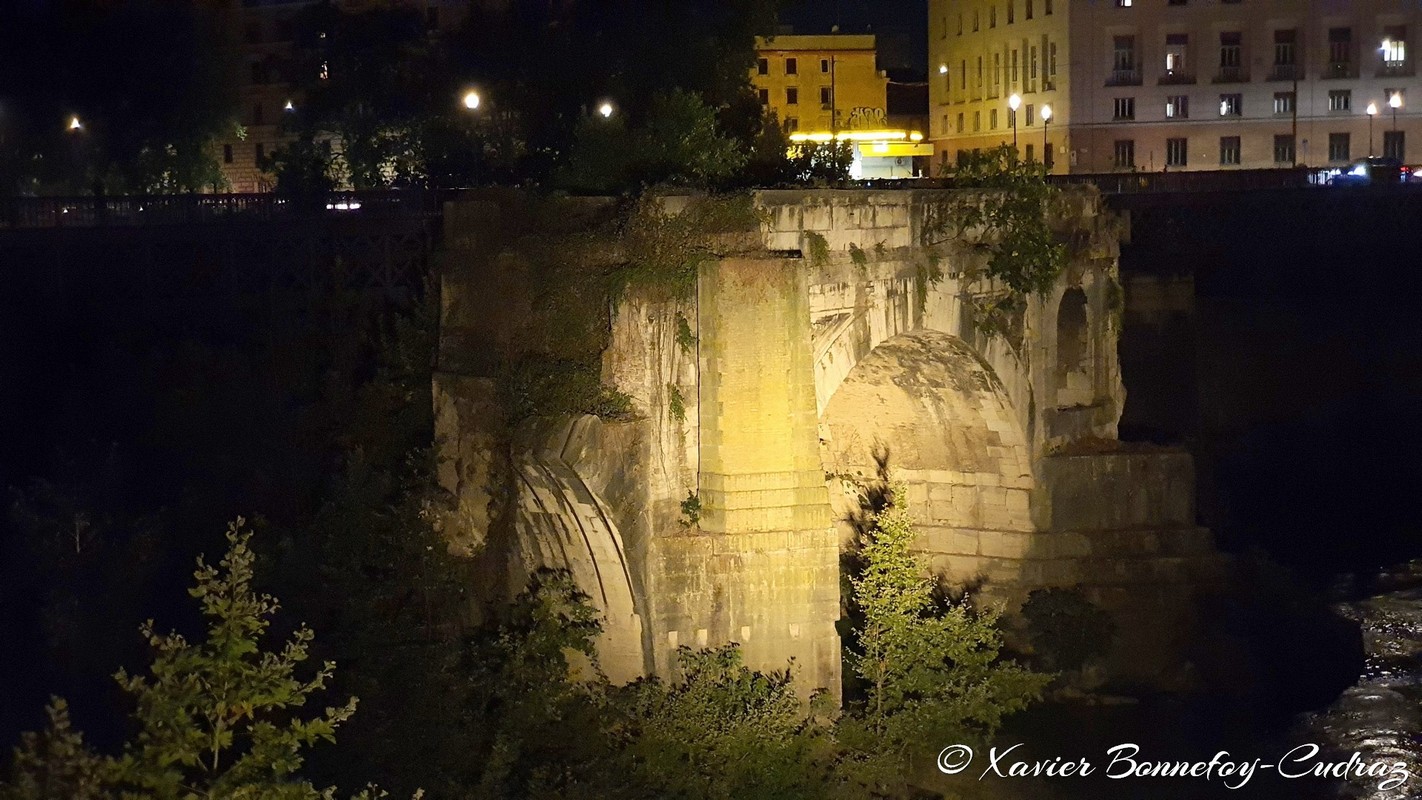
[1213,65,1248,83]
[1268,64,1300,81]
[1158,70,1196,85]
[1106,68,1142,86]
[1323,61,1357,79]
[1378,62,1415,78]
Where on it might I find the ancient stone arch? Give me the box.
[819,330,1034,575]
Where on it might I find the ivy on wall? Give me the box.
[928,145,1067,346]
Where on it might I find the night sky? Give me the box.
[782,0,928,73]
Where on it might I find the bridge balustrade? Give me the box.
[0,190,448,229]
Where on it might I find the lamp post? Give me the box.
[1390,91,1402,131]
[1367,102,1378,155]
[462,90,481,111]
[1041,104,1052,169]
[1008,93,1022,154]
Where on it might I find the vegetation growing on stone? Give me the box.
[679,492,702,528]
[804,230,831,267]
[932,145,1067,344]
[674,312,697,354]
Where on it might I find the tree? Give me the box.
[555,90,747,193]
[0,1,239,195]
[838,485,1050,786]
[1,522,364,800]
[615,646,835,800]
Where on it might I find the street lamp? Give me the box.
[1041,104,1052,169]
[462,90,481,111]
[598,101,615,119]
[1367,102,1378,155]
[68,116,82,132]
[1008,93,1022,152]
[1390,91,1402,132]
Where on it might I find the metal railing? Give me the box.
[1045,167,1333,194]
[0,190,450,229]
[1268,64,1301,81]
[1213,65,1248,83]
[1106,68,1142,86]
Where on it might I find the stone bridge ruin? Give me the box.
[434,188,1224,696]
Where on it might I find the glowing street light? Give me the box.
[284,99,295,112]
[462,90,481,111]
[939,63,948,74]
[598,101,615,119]
[1390,91,1403,133]
[1008,93,1022,151]
[1367,102,1378,155]
[1041,104,1052,169]
[68,116,82,132]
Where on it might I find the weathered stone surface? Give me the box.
[436,188,1227,695]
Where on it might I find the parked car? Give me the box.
[1327,156,1407,185]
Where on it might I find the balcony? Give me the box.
[1268,64,1301,81]
[1106,68,1142,86]
[1322,61,1357,79]
[1158,69,1196,85]
[1378,61,1415,78]
[1213,65,1249,83]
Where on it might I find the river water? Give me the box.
[932,562,1422,800]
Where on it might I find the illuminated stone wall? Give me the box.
[435,188,1227,691]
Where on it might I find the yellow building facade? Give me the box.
[754,34,931,178]
[753,34,890,133]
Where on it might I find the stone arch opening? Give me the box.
[1055,287,1091,407]
[507,417,645,683]
[819,330,1034,582]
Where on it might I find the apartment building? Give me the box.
[218,0,471,192]
[754,33,932,178]
[754,34,890,134]
[930,0,1422,173]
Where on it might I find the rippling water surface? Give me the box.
[935,563,1422,800]
[1300,569,1422,799]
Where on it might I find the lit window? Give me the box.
[1166,95,1189,118]
[1328,90,1352,112]
[1273,92,1295,114]
[1219,94,1242,116]
[1116,0,1132,6]
[1164,33,1188,74]
[1383,28,1407,65]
